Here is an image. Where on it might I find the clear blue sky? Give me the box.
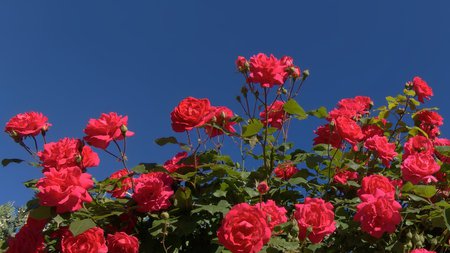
[1,1,449,206]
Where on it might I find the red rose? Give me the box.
[133,172,174,212]
[61,227,108,253]
[257,181,269,194]
[334,117,364,150]
[170,97,214,132]
[364,135,397,167]
[414,110,443,139]
[106,232,139,253]
[412,76,433,103]
[36,167,93,213]
[328,96,372,120]
[108,169,132,198]
[247,53,289,88]
[5,111,51,138]
[294,198,336,243]
[273,162,298,180]
[258,200,288,231]
[434,138,450,163]
[354,190,402,238]
[6,217,47,253]
[313,124,343,149]
[403,135,434,159]
[260,100,286,129]
[217,203,271,253]
[163,152,190,173]
[333,170,358,185]
[362,124,385,140]
[83,112,134,149]
[235,56,248,73]
[38,138,100,172]
[411,249,436,253]
[204,106,237,137]
[401,153,440,184]
[357,174,396,199]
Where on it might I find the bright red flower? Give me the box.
[132,172,174,213]
[411,249,436,253]
[61,227,108,253]
[84,112,134,149]
[205,106,236,137]
[403,135,434,160]
[5,112,51,138]
[36,167,93,213]
[362,124,385,140]
[354,190,402,238]
[273,162,299,180]
[108,169,132,198]
[333,170,358,185]
[258,200,288,231]
[6,217,47,253]
[170,97,214,132]
[334,117,364,150]
[328,96,372,120]
[357,174,396,199]
[257,181,269,195]
[415,110,443,127]
[313,124,343,148]
[106,232,139,253]
[412,76,433,103]
[247,53,289,88]
[364,135,397,167]
[294,198,336,244]
[260,100,286,129]
[401,153,440,184]
[434,138,450,163]
[217,203,271,253]
[236,56,248,73]
[38,138,100,172]
[163,152,190,173]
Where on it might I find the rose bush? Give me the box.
[1,52,449,252]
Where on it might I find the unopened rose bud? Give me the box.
[220,111,226,120]
[405,81,413,89]
[257,181,269,194]
[405,241,413,249]
[8,131,22,143]
[302,69,310,80]
[120,125,128,136]
[236,96,241,103]
[290,66,301,79]
[406,231,413,239]
[211,116,217,123]
[76,155,82,164]
[241,86,248,98]
[430,238,438,245]
[160,212,170,220]
[281,87,288,95]
[236,56,249,73]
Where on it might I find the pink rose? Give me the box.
[357,174,396,199]
[364,135,397,167]
[5,111,51,138]
[170,97,214,132]
[362,124,385,140]
[61,227,108,253]
[328,96,372,120]
[403,135,434,159]
[6,217,47,253]
[260,100,286,129]
[247,53,289,88]
[133,172,174,213]
[106,232,139,253]
[36,167,93,213]
[412,76,433,103]
[411,249,436,253]
[294,198,336,243]
[258,200,288,231]
[205,106,237,137]
[38,138,100,172]
[84,112,134,149]
[354,190,402,238]
[333,170,358,185]
[163,152,190,173]
[107,169,132,198]
[334,117,364,150]
[273,162,299,180]
[401,153,440,184]
[235,56,248,73]
[217,203,271,253]
[313,124,343,149]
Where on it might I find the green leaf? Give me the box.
[69,218,97,236]
[307,106,328,119]
[242,119,263,137]
[435,146,450,157]
[191,200,230,215]
[412,185,437,198]
[283,99,307,120]
[268,237,299,251]
[154,136,178,146]
[243,187,259,198]
[444,208,450,231]
[23,179,38,189]
[29,206,52,220]
[174,187,192,210]
[2,158,24,167]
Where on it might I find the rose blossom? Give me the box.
[217,203,271,253]
[411,249,436,253]
[260,100,286,129]
[415,110,443,127]
[163,152,190,173]
[106,232,139,253]
[133,172,174,213]
[354,190,402,238]
[5,111,51,138]
[170,97,214,132]
[273,162,299,180]
[258,200,288,230]
[84,112,134,149]
[108,169,132,198]
[61,227,108,253]
[403,135,434,159]
[257,181,269,194]
[362,123,385,140]
[434,138,450,163]
[313,124,343,148]
[294,198,336,243]
[357,174,396,199]
[401,153,440,184]
[247,53,289,88]
[38,138,100,172]
[328,96,372,120]
[235,56,248,73]
[204,106,237,137]
[412,76,433,103]
[334,116,364,150]
[36,167,94,213]
[6,217,47,253]
[333,170,358,185]
[364,135,397,167]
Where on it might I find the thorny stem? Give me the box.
[388,95,410,143]
[262,87,269,175]
[113,139,135,193]
[161,220,169,253]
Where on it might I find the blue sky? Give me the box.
[1,1,449,206]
